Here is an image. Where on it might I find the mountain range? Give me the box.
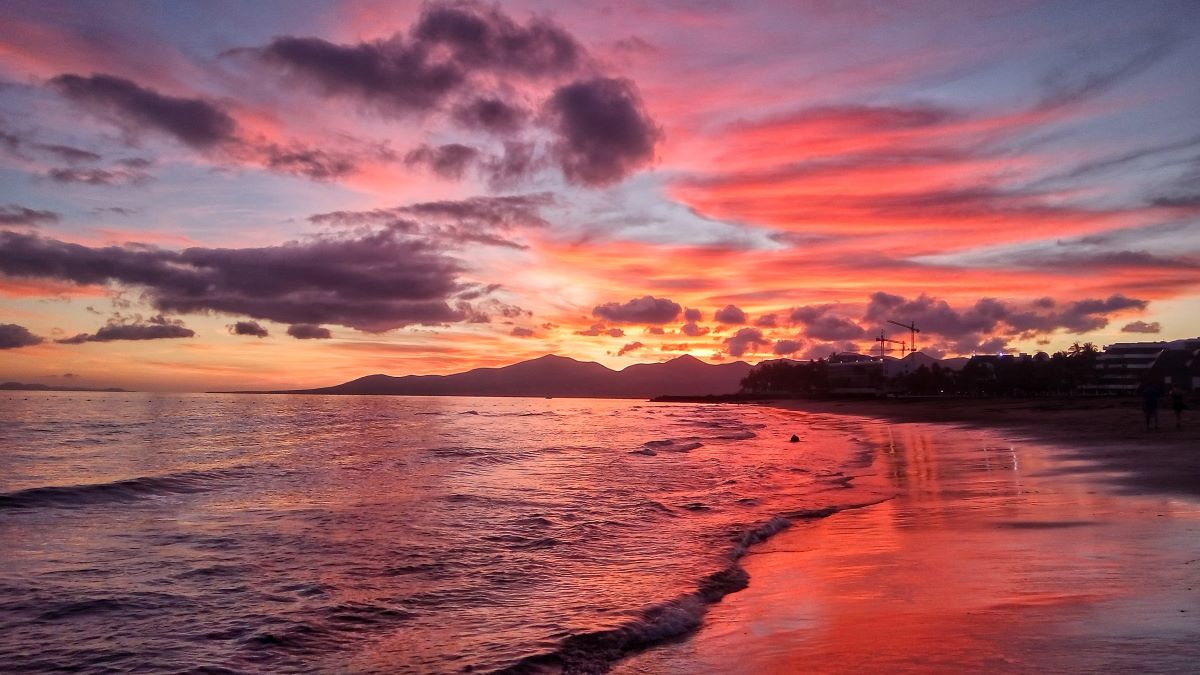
[267,354,754,399]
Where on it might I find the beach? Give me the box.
[615,399,1200,673]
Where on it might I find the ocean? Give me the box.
[0,392,891,673]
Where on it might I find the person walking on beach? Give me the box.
[1142,382,1161,431]
[1170,385,1186,430]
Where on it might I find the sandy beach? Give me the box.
[614,400,1200,673]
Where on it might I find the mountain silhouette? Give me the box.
[273,354,751,398]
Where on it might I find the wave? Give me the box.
[0,467,250,511]
[640,438,703,453]
[493,501,883,674]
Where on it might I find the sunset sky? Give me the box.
[1,0,1198,391]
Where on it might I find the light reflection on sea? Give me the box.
[0,393,888,673]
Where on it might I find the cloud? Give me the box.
[452,96,528,134]
[714,304,747,325]
[616,340,644,357]
[790,304,866,341]
[510,326,535,337]
[660,343,691,352]
[864,291,1149,343]
[545,77,660,186]
[481,141,541,188]
[287,323,331,339]
[0,205,59,227]
[0,227,481,333]
[0,323,43,349]
[575,322,624,337]
[261,144,356,180]
[680,322,709,337]
[1121,320,1161,334]
[244,2,580,118]
[404,143,480,179]
[37,144,101,164]
[45,166,150,186]
[230,320,269,338]
[593,295,681,324]
[644,326,665,335]
[753,313,778,328]
[314,193,551,230]
[773,339,803,355]
[412,1,582,77]
[50,74,237,149]
[311,193,551,251]
[723,327,769,357]
[683,308,702,322]
[246,34,463,115]
[57,316,194,344]
[1113,319,1161,331]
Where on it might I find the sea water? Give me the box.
[0,393,890,673]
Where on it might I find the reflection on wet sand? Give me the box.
[616,418,1200,674]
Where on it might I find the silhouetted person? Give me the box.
[1141,383,1160,431]
[1170,386,1186,430]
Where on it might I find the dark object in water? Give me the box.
[789,434,799,443]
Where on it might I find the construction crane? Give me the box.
[874,330,905,360]
[887,319,921,354]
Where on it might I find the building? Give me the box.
[1092,338,1200,393]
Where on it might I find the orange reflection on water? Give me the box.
[616,418,1200,674]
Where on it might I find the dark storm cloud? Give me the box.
[713,304,747,325]
[0,323,43,349]
[50,74,237,149]
[230,320,269,338]
[1121,320,1161,334]
[683,308,702,322]
[404,143,480,180]
[286,323,331,340]
[616,340,644,357]
[0,227,474,333]
[772,339,802,356]
[593,296,681,324]
[0,205,58,227]
[723,327,769,357]
[452,96,528,134]
[57,316,194,344]
[545,77,660,186]
[262,144,356,180]
[412,1,582,77]
[789,305,866,341]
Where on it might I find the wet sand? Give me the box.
[614,404,1200,673]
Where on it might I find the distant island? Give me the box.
[1,382,128,392]
[231,354,753,399]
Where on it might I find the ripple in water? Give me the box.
[0,393,889,673]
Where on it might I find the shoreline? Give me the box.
[771,396,1200,499]
[613,402,1200,673]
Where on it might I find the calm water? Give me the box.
[0,393,889,673]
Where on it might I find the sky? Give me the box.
[1,0,1198,391]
